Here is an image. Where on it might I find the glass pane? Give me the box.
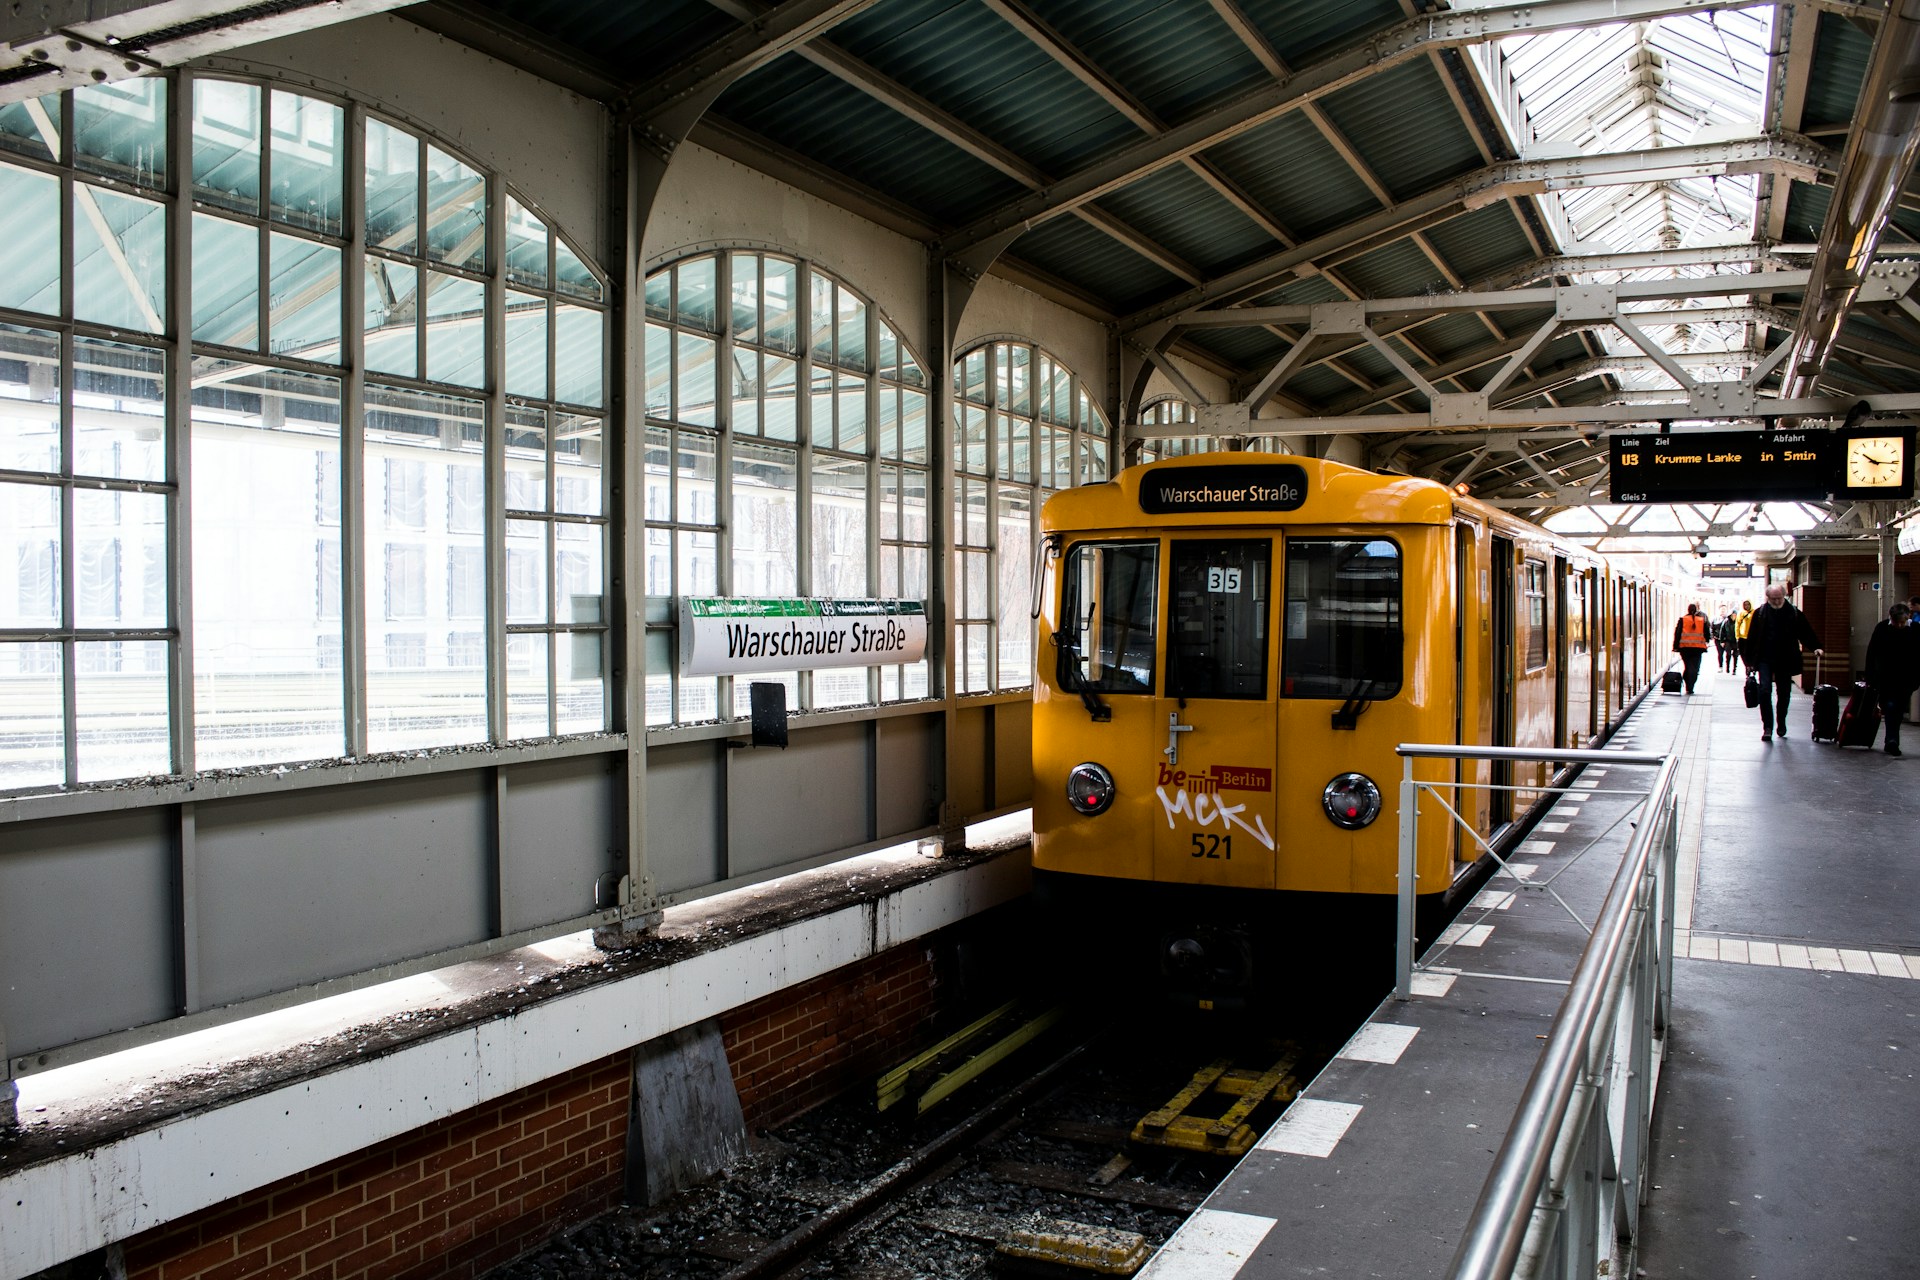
[730,253,760,345]
[644,322,671,418]
[193,213,260,348]
[505,405,546,512]
[74,77,166,188]
[645,271,671,321]
[836,372,866,455]
[731,350,759,437]
[269,233,342,362]
[554,236,600,302]
[554,305,603,407]
[996,488,1031,687]
[900,350,924,388]
[507,519,547,624]
[557,631,604,733]
[1008,412,1031,484]
[877,386,898,461]
[1008,344,1032,416]
[363,257,418,378]
[424,144,484,270]
[675,256,717,331]
[0,93,58,162]
[506,631,550,739]
[1059,541,1157,694]
[962,348,988,403]
[364,118,417,254]
[505,291,548,399]
[554,414,602,516]
[1281,538,1403,700]
[902,391,927,465]
[675,430,717,525]
[732,441,797,596]
[73,336,165,482]
[425,270,484,388]
[191,362,346,768]
[810,274,834,363]
[675,331,716,427]
[960,402,987,475]
[69,490,164,624]
[763,355,797,441]
[0,642,62,787]
[76,640,171,782]
[504,196,548,288]
[74,184,166,333]
[191,79,260,213]
[1167,539,1270,700]
[0,163,59,316]
[676,527,717,596]
[556,525,602,622]
[835,289,867,370]
[268,91,342,234]
[900,467,929,543]
[362,384,486,752]
[1,483,59,626]
[764,258,798,352]
[811,457,867,597]
[877,322,899,380]
[0,326,62,472]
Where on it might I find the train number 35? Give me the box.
[1190,833,1232,860]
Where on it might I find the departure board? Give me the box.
[1609,428,1915,502]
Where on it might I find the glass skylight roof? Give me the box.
[1471,7,1778,395]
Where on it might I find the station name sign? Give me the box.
[1700,562,1755,579]
[1140,464,1309,514]
[680,598,927,676]
[1609,427,1915,503]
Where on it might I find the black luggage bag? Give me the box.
[1810,654,1841,742]
[1839,682,1881,748]
[1662,669,1684,694]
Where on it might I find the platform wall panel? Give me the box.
[645,742,725,897]
[499,754,623,934]
[875,713,937,839]
[727,721,871,876]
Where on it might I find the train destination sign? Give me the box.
[1700,562,1755,579]
[1140,464,1309,514]
[1609,427,1915,502]
[680,597,927,676]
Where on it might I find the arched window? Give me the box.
[1137,397,1207,462]
[642,250,930,725]
[0,73,610,790]
[952,340,1110,695]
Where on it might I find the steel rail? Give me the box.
[1423,749,1680,1280]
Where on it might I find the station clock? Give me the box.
[1844,434,1907,489]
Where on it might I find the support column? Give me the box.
[927,253,981,852]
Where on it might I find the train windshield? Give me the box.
[1167,540,1271,700]
[1057,541,1157,694]
[1281,538,1403,700]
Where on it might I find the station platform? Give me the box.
[1141,660,1920,1279]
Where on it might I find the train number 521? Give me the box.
[1190,833,1232,859]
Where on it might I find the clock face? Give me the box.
[1846,435,1905,488]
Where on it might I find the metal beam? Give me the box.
[933,0,1857,258]
[1471,243,1804,291]
[623,0,882,123]
[1124,136,1831,330]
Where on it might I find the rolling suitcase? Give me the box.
[1662,669,1684,694]
[1838,682,1881,748]
[1810,653,1841,743]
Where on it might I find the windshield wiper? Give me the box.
[1053,631,1112,722]
[1332,678,1377,731]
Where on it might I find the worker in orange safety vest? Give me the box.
[1672,602,1711,695]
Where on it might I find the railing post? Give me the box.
[1395,753,1418,1000]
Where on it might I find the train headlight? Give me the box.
[1322,772,1382,829]
[1065,763,1116,816]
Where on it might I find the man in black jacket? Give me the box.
[1865,602,1920,757]
[1741,583,1822,743]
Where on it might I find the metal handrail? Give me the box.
[1392,742,1679,1280]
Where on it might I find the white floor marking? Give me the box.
[1840,949,1875,975]
[1537,821,1570,833]
[1437,922,1493,947]
[1748,941,1779,967]
[1518,839,1556,855]
[1907,954,1920,981]
[1501,861,1538,880]
[1872,952,1908,978]
[1138,1209,1276,1278]
[1473,890,1515,911]
[1809,947,1845,972]
[1689,936,1718,961]
[1682,935,1919,980]
[1339,1023,1420,1064]
[1410,971,1457,997]
[1778,943,1812,970]
[1256,1100,1363,1158]
[1571,778,1598,789]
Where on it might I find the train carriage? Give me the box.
[1030,452,1665,1008]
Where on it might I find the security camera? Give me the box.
[1694,544,1708,558]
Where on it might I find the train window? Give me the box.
[1058,541,1157,694]
[1167,540,1271,700]
[1524,559,1548,670]
[1281,538,1402,700]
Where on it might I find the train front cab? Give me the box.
[1032,458,1466,1005]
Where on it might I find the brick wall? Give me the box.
[721,944,939,1129]
[105,943,943,1280]
[120,1054,629,1280]
[1798,553,1919,682]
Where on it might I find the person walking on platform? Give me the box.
[1741,584,1822,743]
[1714,609,1738,672]
[1673,603,1711,694]
[1865,602,1920,757]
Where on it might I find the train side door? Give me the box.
[1151,538,1277,889]
[1489,536,1516,826]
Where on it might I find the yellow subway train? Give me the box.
[1030,452,1672,1008]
